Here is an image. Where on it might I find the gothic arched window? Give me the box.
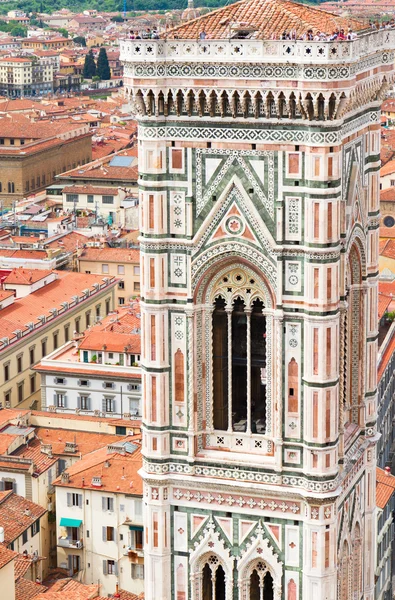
[212,293,267,434]
[201,556,226,600]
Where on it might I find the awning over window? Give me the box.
[129,525,143,531]
[60,518,82,528]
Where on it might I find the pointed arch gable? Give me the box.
[237,523,282,600]
[189,518,232,572]
[190,519,233,600]
[193,176,276,260]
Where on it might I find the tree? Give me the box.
[96,47,110,80]
[56,27,69,38]
[83,49,96,79]
[10,25,27,37]
[111,15,124,21]
[73,36,86,46]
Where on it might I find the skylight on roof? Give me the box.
[109,156,135,167]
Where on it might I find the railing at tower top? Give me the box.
[120,28,395,65]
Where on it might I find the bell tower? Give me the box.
[121,4,394,599]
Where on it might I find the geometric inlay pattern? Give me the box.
[195,148,274,216]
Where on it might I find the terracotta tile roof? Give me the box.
[78,330,141,353]
[0,57,32,63]
[380,228,395,240]
[53,438,143,495]
[37,577,99,599]
[34,364,142,379]
[0,249,48,260]
[0,290,14,301]
[0,433,20,455]
[11,437,58,475]
[0,99,44,113]
[0,271,116,343]
[378,293,392,321]
[3,268,53,286]
[34,427,126,458]
[378,330,395,380]
[0,409,30,428]
[0,543,17,569]
[79,247,140,263]
[380,239,389,254]
[0,115,87,141]
[96,592,142,600]
[15,578,47,600]
[14,553,36,580]
[164,0,366,40]
[381,159,395,177]
[44,232,88,252]
[376,467,395,509]
[10,236,41,244]
[61,164,138,182]
[63,185,119,196]
[30,410,141,428]
[380,238,395,259]
[0,491,46,544]
[380,188,395,202]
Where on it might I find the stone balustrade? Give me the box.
[120,28,395,65]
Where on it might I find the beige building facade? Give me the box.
[0,271,117,409]
[78,247,140,306]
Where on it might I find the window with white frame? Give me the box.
[103,397,114,413]
[102,496,114,511]
[56,393,66,408]
[79,395,89,411]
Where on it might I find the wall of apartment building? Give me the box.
[0,284,116,410]
[0,134,92,206]
[0,558,15,600]
[55,485,144,595]
[10,513,48,578]
[78,259,140,306]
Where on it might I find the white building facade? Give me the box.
[37,341,142,418]
[54,441,144,596]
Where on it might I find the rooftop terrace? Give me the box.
[120,28,395,65]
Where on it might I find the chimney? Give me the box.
[0,526,4,543]
[385,466,391,476]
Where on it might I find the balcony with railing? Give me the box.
[120,28,395,66]
[57,537,83,549]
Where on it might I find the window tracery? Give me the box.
[211,268,269,434]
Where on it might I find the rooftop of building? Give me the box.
[78,247,140,263]
[15,578,47,600]
[0,543,17,569]
[0,114,89,140]
[58,147,138,183]
[163,0,366,40]
[37,579,98,600]
[380,238,395,259]
[0,270,116,349]
[53,437,142,495]
[0,491,46,544]
[35,305,142,375]
[380,187,395,202]
[3,268,53,286]
[33,427,127,458]
[63,184,122,196]
[376,467,395,509]
[380,158,395,177]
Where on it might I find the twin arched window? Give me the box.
[200,556,274,600]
